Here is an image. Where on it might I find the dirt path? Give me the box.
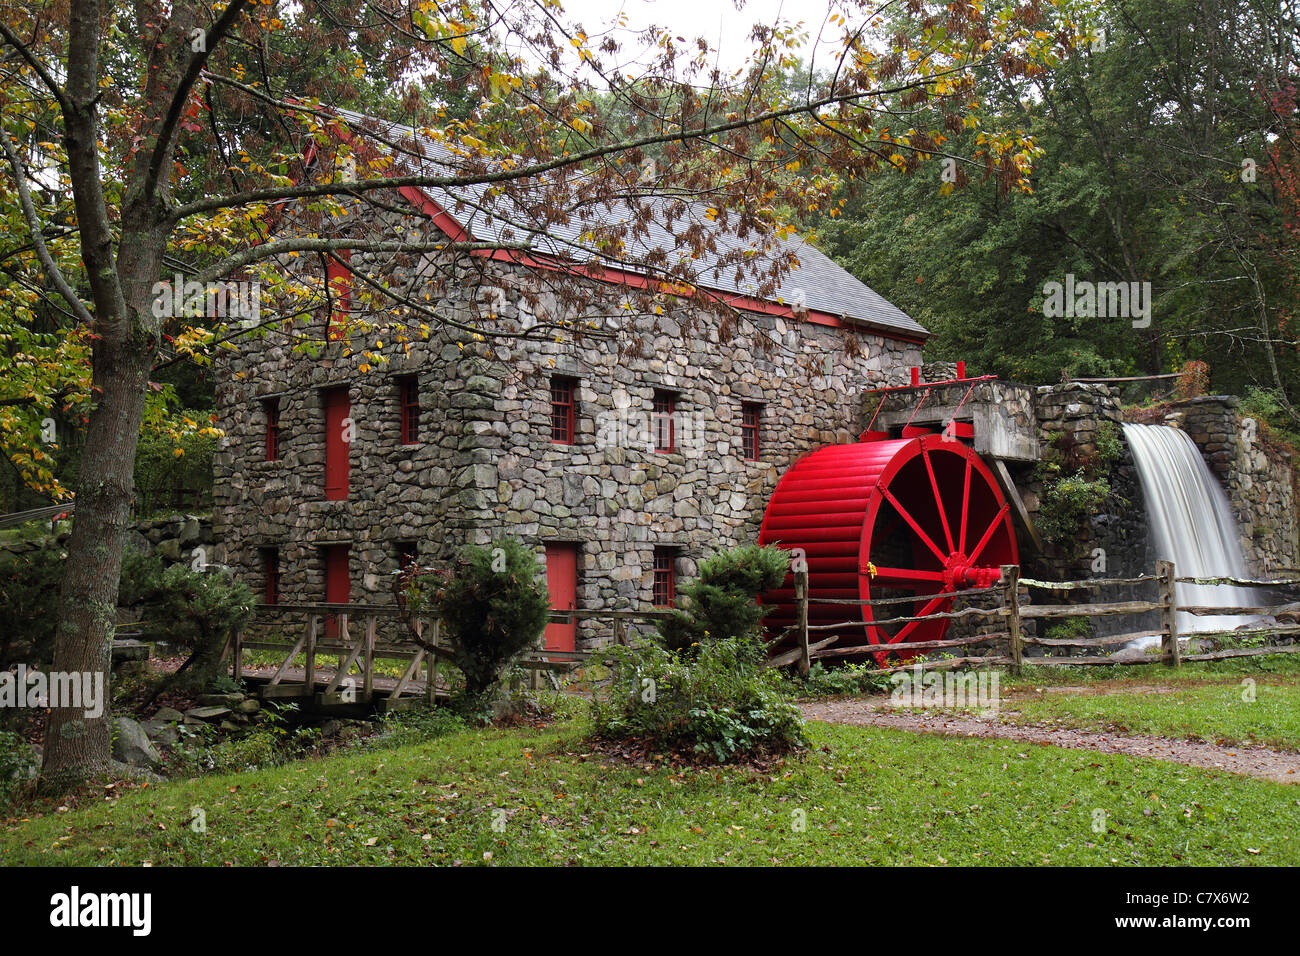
[801,698,1300,784]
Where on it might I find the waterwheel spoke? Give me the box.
[885,593,950,645]
[868,566,945,586]
[958,457,973,554]
[968,503,1010,564]
[879,486,949,564]
[923,448,956,554]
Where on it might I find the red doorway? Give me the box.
[323,544,350,640]
[323,387,350,500]
[543,543,578,653]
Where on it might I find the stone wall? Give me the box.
[0,513,215,571]
[213,195,924,648]
[129,513,216,568]
[866,377,1038,462]
[1162,396,1299,575]
[1028,383,1148,586]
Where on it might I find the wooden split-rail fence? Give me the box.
[772,560,1300,678]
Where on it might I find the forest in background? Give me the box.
[811,0,1299,420]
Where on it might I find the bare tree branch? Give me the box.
[0,124,94,324]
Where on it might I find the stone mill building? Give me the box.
[212,113,928,651]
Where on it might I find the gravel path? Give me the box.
[801,698,1300,784]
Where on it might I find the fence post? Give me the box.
[614,617,627,646]
[795,567,810,677]
[425,618,440,707]
[363,615,375,699]
[1002,565,1022,676]
[231,628,243,681]
[1158,560,1181,667]
[305,615,318,691]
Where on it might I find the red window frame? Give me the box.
[261,547,281,605]
[652,391,676,453]
[741,402,761,460]
[398,376,420,444]
[652,547,677,608]
[325,251,352,342]
[263,397,281,462]
[551,376,576,444]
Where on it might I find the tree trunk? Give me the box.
[40,334,154,788]
[41,226,165,787]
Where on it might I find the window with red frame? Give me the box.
[550,376,576,444]
[652,547,677,607]
[261,547,281,605]
[325,252,351,342]
[741,402,762,460]
[652,390,677,453]
[263,398,281,461]
[398,376,420,444]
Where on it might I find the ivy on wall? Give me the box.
[1034,421,1125,546]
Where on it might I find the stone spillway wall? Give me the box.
[1163,396,1299,576]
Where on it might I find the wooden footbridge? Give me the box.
[225,603,669,713]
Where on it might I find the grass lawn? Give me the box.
[3,717,1297,866]
[995,657,1300,751]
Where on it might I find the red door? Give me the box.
[324,387,350,500]
[324,545,350,640]
[544,544,578,653]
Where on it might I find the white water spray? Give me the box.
[1122,423,1257,645]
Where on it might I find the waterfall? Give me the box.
[1122,423,1257,644]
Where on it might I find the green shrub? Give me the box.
[1043,615,1093,641]
[165,703,314,776]
[1033,460,1112,545]
[402,539,550,708]
[118,546,166,609]
[359,706,468,752]
[657,544,789,652]
[790,661,894,697]
[141,565,254,691]
[0,544,65,668]
[1094,421,1123,469]
[589,635,807,762]
[0,730,36,808]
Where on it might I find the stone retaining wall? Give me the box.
[1162,396,1299,575]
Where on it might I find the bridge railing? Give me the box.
[227,602,674,704]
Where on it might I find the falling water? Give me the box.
[1122,423,1257,645]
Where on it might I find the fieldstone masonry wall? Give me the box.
[214,222,923,647]
[1029,383,1147,585]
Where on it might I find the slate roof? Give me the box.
[331,108,928,340]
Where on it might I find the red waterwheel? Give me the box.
[758,434,1017,665]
